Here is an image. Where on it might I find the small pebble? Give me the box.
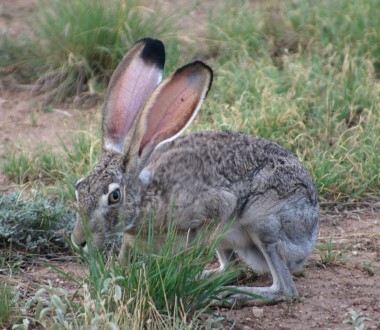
[252,307,264,318]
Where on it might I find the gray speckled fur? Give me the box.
[142,131,318,229]
[141,131,319,277]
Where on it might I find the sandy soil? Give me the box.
[1,1,379,329]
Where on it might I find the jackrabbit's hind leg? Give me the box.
[217,240,298,307]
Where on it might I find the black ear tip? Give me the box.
[193,60,213,77]
[175,60,213,76]
[139,38,165,69]
[174,60,214,90]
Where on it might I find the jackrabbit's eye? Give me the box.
[109,189,121,204]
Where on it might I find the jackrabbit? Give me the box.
[71,38,319,307]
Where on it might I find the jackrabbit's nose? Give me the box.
[71,232,87,250]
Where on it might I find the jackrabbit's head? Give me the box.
[71,38,213,250]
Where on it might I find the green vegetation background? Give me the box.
[1,0,379,204]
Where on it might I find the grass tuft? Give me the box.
[81,221,238,327]
[13,222,237,329]
[317,238,341,266]
[1,0,181,103]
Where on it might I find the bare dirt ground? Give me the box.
[1,1,380,329]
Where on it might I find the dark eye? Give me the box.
[109,189,121,204]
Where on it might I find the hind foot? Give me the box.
[211,285,299,308]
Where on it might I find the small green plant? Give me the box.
[0,191,74,252]
[12,280,81,330]
[0,284,17,328]
[362,261,375,276]
[0,252,24,276]
[318,238,339,266]
[343,309,371,330]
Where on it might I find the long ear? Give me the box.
[102,38,165,153]
[127,61,213,159]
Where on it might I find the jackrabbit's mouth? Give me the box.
[121,221,135,233]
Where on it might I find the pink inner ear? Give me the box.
[139,72,208,153]
[104,58,162,152]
